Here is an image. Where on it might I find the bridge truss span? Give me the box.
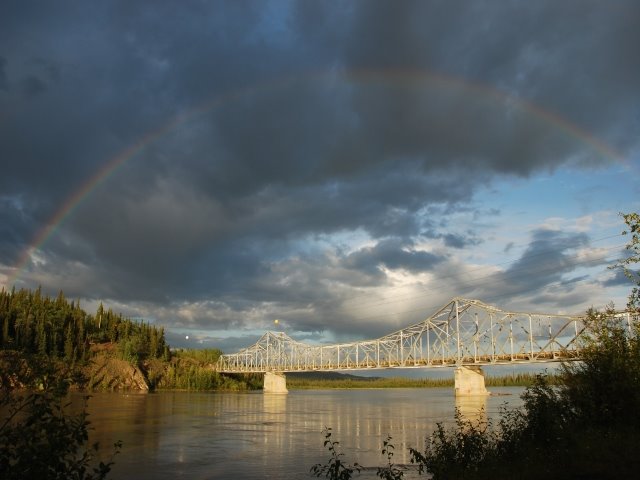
[216,298,635,373]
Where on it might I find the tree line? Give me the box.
[0,287,168,365]
[0,287,259,392]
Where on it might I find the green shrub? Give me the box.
[311,427,360,480]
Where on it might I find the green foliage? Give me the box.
[147,349,260,391]
[0,288,261,392]
[409,409,495,479]
[289,372,549,390]
[311,427,360,480]
[289,376,453,389]
[377,436,404,480]
[0,351,120,479]
[0,288,167,366]
[486,371,560,387]
[562,305,640,430]
[311,432,409,480]
[612,212,640,311]
[172,348,223,363]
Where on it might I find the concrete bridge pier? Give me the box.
[263,372,288,394]
[454,366,489,396]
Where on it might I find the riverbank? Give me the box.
[286,372,550,389]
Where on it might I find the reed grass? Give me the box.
[287,372,553,389]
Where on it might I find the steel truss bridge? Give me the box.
[217,298,637,373]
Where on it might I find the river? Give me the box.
[79,387,524,479]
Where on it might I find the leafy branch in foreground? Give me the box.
[612,212,640,312]
[409,408,494,479]
[312,430,407,480]
[377,435,404,480]
[311,427,360,480]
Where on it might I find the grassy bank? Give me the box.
[286,372,551,389]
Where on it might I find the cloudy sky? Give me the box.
[1,1,639,353]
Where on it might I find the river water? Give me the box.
[79,387,524,479]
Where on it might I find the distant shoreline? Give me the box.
[285,372,551,389]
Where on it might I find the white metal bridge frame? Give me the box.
[216,298,637,373]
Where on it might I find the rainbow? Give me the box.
[5,68,625,288]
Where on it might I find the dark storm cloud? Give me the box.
[345,238,444,274]
[504,242,515,254]
[0,195,35,261]
[20,75,46,97]
[442,233,482,250]
[338,0,640,163]
[1,1,637,337]
[0,56,7,91]
[602,268,639,289]
[421,228,482,249]
[468,228,607,302]
[602,269,628,288]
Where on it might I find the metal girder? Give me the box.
[216,298,638,373]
